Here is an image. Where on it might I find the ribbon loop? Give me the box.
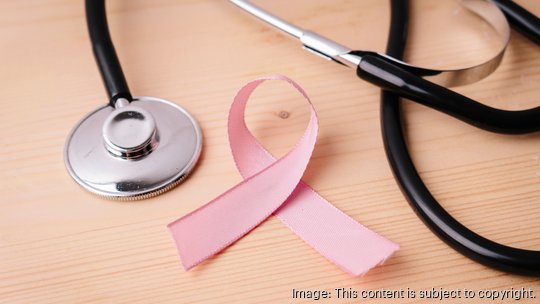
[168,75,398,276]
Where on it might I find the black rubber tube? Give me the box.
[492,0,540,45]
[380,0,540,276]
[86,0,132,106]
[359,52,540,134]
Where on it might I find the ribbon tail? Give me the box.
[275,181,399,276]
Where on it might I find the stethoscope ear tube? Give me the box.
[86,0,132,106]
[381,0,540,276]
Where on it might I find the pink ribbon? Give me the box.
[168,75,398,276]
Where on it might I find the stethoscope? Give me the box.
[64,0,540,275]
[229,0,540,276]
[64,0,202,199]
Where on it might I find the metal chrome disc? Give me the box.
[64,96,202,200]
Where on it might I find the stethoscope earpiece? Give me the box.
[65,97,202,200]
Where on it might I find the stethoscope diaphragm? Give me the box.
[64,97,202,200]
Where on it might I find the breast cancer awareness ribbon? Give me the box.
[168,75,399,276]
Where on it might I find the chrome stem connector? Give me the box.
[229,0,361,67]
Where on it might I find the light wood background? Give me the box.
[1,0,539,303]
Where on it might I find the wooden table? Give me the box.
[1,0,539,303]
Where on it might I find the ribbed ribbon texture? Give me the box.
[168,75,399,276]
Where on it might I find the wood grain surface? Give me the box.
[1,0,539,303]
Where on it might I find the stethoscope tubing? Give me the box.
[382,0,540,276]
[358,52,540,134]
[86,0,132,106]
[492,0,540,45]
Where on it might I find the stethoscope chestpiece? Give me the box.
[64,97,202,200]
